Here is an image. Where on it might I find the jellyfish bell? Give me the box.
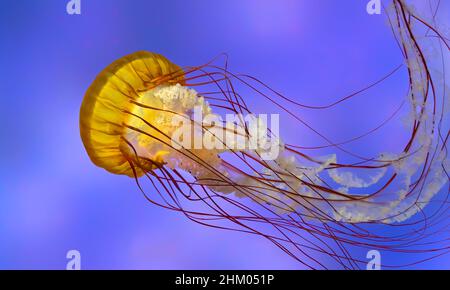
[79,51,186,177]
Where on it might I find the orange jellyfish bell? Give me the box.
[79,51,185,177]
[78,0,450,269]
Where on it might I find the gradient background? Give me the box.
[0,0,448,269]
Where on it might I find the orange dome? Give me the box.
[79,51,184,177]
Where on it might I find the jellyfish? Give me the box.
[80,0,449,269]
